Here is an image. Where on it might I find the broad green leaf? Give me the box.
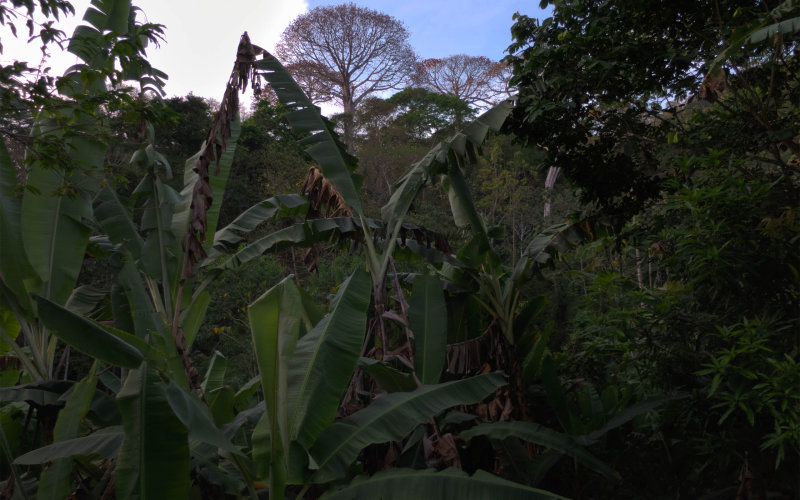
[163,380,240,454]
[65,285,108,317]
[0,380,74,406]
[513,295,548,341]
[461,421,620,481]
[446,167,488,247]
[219,221,326,270]
[257,55,363,216]
[116,365,190,500]
[248,276,303,497]
[208,386,236,426]
[288,270,371,449]
[525,222,588,265]
[0,307,20,355]
[0,369,21,388]
[37,372,98,500]
[201,351,227,395]
[15,427,123,464]
[87,0,131,36]
[381,99,513,231]
[0,405,27,500]
[320,467,566,500]
[93,187,143,259]
[203,119,240,241]
[181,289,210,348]
[578,396,676,444]
[358,358,416,393]
[540,354,572,432]
[233,375,261,411]
[138,176,178,284]
[220,217,365,270]
[210,194,309,253]
[99,371,122,394]
[408,275,446,384]
[310,372,506,481]
[110,280,135,338]
[21,111,105,307]
[521,325,551,383]
[747,16,800,44]
[298,286,325,334]
[111,253,168,347]
[21,163,93,305]
[34,296,143,369]
[218,216,443,273]
[0,139,37,313]
[707,0,800,74]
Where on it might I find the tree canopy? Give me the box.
[412,54,510,110]
[276,3,417,148]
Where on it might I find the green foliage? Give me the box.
[311,373,506,481]
[320,467,567,500]
[507,0,800,496]
[9,0,798,497]
[219,101,309,226]
[408,274,447,384]
[194,256,287,388]
[699,319,800,467]
[115,365,190,500]
[505,0,780,223]
[386,88,474,139]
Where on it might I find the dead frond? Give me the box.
[300,166,352,218]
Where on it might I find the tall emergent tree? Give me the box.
[412,54,511,110]
[276,3,417,148]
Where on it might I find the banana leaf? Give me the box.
[358,358,416,393]
[115,365,190,500]
[21,147,95,306]
[461,421,620,481]
[381,100,514,232]
[163,380,240,454]
[256,55,362,216]
[248,276,303,496]
[408,274,447,385]
[209,194,309,254]
[34,296,143,369]
[320,467,566,499]
[201,351,227,395]
[14,428,123,465]
[310,372,506,482]
[288,270,371,450]
[37,371,98,500]
[0,140,37,314]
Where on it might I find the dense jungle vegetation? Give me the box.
[0,0,798,498]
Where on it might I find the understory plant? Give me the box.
[0,4,632,498]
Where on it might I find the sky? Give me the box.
[1,0,547,110]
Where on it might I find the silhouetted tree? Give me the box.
[276,3,417,149]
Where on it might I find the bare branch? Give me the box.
[276,3,417,147]
[412,55,513,110]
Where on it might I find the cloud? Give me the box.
[139,0,308,98]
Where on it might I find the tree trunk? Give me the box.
[342,87,355,152]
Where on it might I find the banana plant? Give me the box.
[202,47,519,379]
[220,43,602,499]
[0,0,165,383]
[0,19,613,497]
[0,24,268,499]
[243,273,568,499]
[0,5,170,493]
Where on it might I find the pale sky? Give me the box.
[1,0,545,110]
